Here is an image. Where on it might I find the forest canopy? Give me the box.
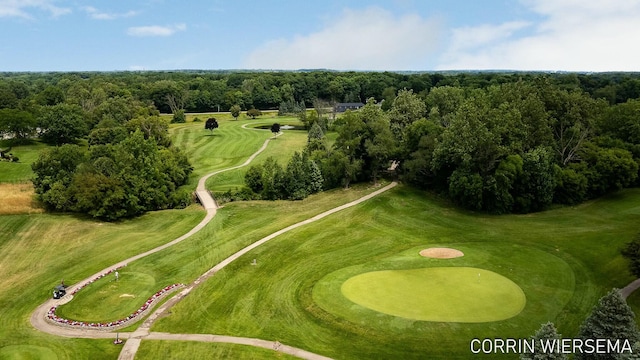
[1,70,639,216]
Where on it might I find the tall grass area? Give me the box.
[151,187,640,359]
[0,183,43,215]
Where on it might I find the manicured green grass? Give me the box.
[136,340,298,359]
[168,115,304,190]
[0,140,49,183]
[0,207,205,359]
[151,186,640,359]
[56,270,159,323]
[3,110,640,360]
[339,267,526,322]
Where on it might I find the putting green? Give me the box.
[341,267,525,322]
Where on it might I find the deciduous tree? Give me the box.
[270,123,280,138]
[230,104,241,120]
[38,104,88,145]
[205,117,219,132]
[246,108,262,119]
[0,108,36,143]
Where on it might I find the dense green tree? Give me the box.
[432,97,500,180]
[360,99,395,183]
[538,86,606,165]
[333,110,366,186]
[306,159,324,194]
[171,109,186,123]
[513,147,557,213]
[38,104,88,145]
[147,80,188,114]
[622,233,640,278]
[126,116,171,147]
[244,164,264,194]
[579,143,638,197]
[32,127,191,220]
[0,108,36,143]
[575,289,640,360]
[205,117,218,132]
[389,89,427,159]
[599,99,640,146]
[520,322,567,360]
[484,154,523,214]
[425,86,465,127]
[65,83,106,115]
[389,89,426,128]
[0,85,18,109]
[448,168,484,210]
[79,131,191,219]
[36,85,65,106]
[31,144,86,211]
[91,95,146,126]
[285,152,309,200]
[230,104,241,120]
[306,122,327,152]
[553,166,588,205]
[402,118,443,188]
[88,125,128,146]
[323,149,362,189]
[270,123,280,138]
[260,157,285,200]
[246,108,262,119]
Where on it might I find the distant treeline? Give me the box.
[1,71,640,115]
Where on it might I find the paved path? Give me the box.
[621,279,640,299]
[30,126,397,360]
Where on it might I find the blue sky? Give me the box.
[0,0,638,72]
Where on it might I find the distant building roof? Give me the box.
[334,102,365,112]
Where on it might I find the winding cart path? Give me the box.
[30,127,397,360]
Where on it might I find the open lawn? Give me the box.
[151,186,640,359]
[3,113,640,359]
[136,340,299,360]
[169,114,305,190]
[0,140,49,183]
[0,208,205,359]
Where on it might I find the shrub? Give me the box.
[171,110,186,123]
[622,234,640,278]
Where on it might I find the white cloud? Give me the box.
[83,6,137,20]
[244,7,442,70]
[127,23,186,37]
[438,0,640,71]
[0,0,70,19]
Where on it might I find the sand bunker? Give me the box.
[419,247,464,259]
[119,294,135,298]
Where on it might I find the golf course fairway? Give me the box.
[341,267,526,322]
